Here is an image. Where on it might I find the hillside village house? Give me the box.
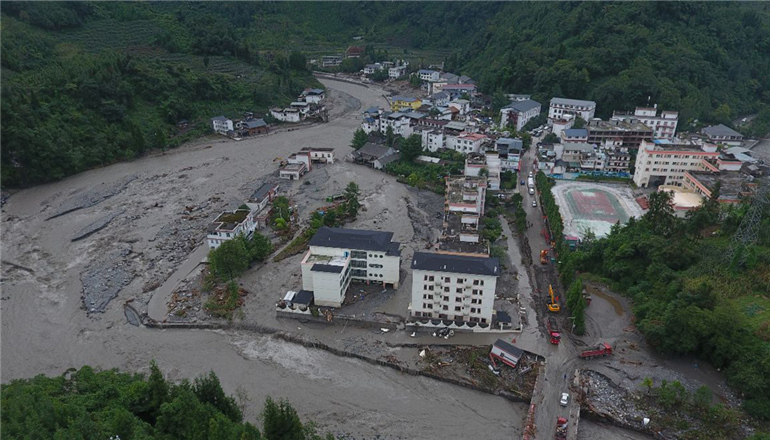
[211,116,233,135]
[237,119,268,135]
[388,64,407,78]
[298,227,401,307]
[612,106,678,140]
[270,107,301,123]
[409,252,499,325]
[300,88,325,104]
[701,124,744,146]
[352,142,396,169]
[207,209,258,249]
[551,114,575,137]
[322,55,343,67]
[441,84,477,99]
[499,99,542,132]
[548,97,597,124]
[299,147,335,163]
[446,132,488,154]
[363,63,384,74]
[496,138,523,170]
[562,128,589,144]
[418,69,441,82]
[345,46,364,58]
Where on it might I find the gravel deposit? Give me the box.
[47,174,137,220]
[80,247,136,313]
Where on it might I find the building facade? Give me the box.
[499,99,542,132]
[701,124,744,146]
[410,252,499,324]
[632,139,719,188]
[301,228,402,307]
[612,107,678,139]
[548,98,596,123]
[211,116,233,135]
[207,209,258,249]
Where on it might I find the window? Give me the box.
[351,251,367,259]
[444,287,450,293]
[443,305,448,311]
[456,288,462,294]
[455,306,462,312]
[456,297,462,303]
[472,298,480,304]
[428,275,434,282]
[443,296,449,302]
[423,294,433,300]
[351,269,367,277]
[351,260,367,268]
[444,277,450,283]
[428,285,434,291]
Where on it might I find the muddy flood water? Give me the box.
[2,78,648,440]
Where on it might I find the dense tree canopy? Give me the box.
[0,363,333,440]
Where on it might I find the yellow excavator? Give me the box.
[547,284,560,312]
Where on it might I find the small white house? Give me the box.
[389,65,407,78]
[211,116,233,135]
[363,63,383,74]
[418,69,440,82]
[207,209,258,249]
[301,88,325,104]
[270,108,301,123]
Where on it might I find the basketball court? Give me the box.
[551,182,644,239]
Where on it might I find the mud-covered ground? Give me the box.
[1,79,529,439]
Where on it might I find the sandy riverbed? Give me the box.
[1,79,531,439]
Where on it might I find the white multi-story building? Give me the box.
[389,65,407,78]
[633,139,720,188]
[446,132,487,154]
[379,112,412,137]
[418,69,440,82]
[270,108,301,123]
[416,127,446,152]
[612,106,678,139]
[300,227,401,307]
[211,116,233,135]
[207,209,258,249]
[363,63,384,74]
[548,97,596,124]
[410,252,499,324]
[500,99,542,132]
[551,114,574,138]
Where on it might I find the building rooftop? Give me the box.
[502,99,541,112]
[493,339,523,358]
[311,263,344,273]
[392,96,419,102]
[563,143,597,153]
[357,142,391,159]
[445,121,468,131]
[588,119,653,133]
[211,116,229,121]
[249,183,276,202]
[281,163,305,172]
[702,124,743,138]
[309,227,397,252]
[688,171,751,201]
[551,97,596,107]
[563,128,589,138]
[412,251,499,276]
[243,119,267,129]
[376,153,401,166]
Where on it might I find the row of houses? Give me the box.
[362,60,410,78]
[279,147,336,180]
[270,88,326,123]
[211,115,269,138]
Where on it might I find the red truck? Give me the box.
[547,317,561,345]
[580,342,613,359]
[554,417,568,440]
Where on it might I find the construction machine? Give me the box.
[540,249,549,264]
[547,284,560,312]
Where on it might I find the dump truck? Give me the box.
[540,249,549,264]
[547,317,561,345]
[554,417,568,440]
[580,342,613,359]
[547,284,560,312]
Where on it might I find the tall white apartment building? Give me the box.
[633,139,719,188]
[612,106,678,139]
[548,97,596,124]
[410,252,499,324]
[300,227,401,307]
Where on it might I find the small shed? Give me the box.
[490,339,523,369]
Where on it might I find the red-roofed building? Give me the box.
[346,46,364,58]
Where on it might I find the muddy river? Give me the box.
[1,78,646,439]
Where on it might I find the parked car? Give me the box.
[560,392,569,406]
[532,200,537,207]
[520,180,526,186]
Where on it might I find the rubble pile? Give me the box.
[80,247,136,313]
[582,370,646,425]
[72,210,124,241]
[47,174,137,219]
[166,282,203,321]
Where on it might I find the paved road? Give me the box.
[514,140,583,440]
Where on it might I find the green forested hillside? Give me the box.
[2,2,769,187]
[0,2,318,187]
[0,362,333,440]
[559,188,770,420]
